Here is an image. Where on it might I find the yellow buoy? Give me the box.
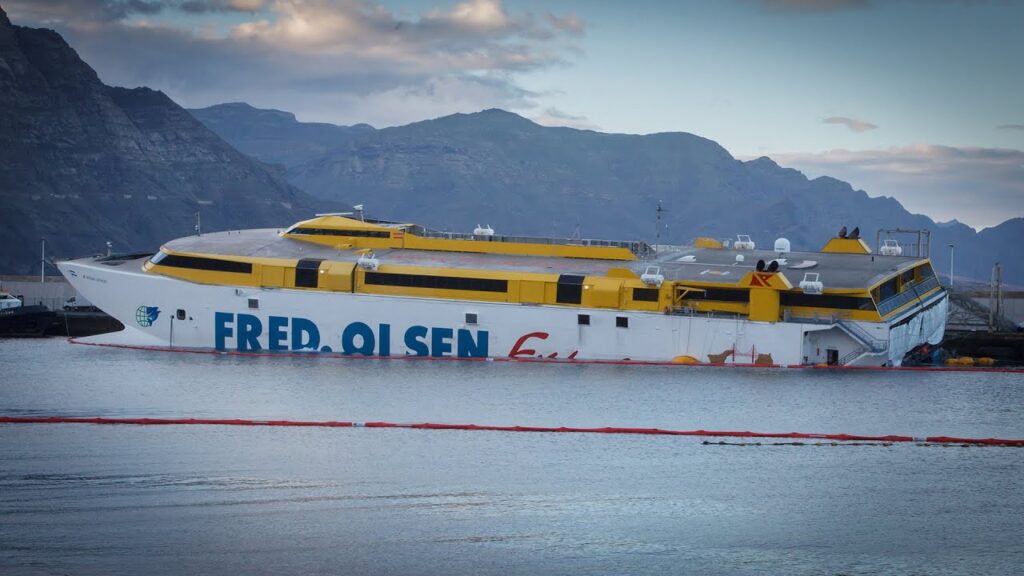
[671,355,700,365]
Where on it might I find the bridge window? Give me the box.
[616,316,629,328]
[154,254,252,274]
[578,314,590,326]
[877,277,898,301]
[900,270,915,288]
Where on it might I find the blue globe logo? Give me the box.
[135,305,160,327]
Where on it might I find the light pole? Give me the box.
[40,239,45,284]
[948,243,955,289]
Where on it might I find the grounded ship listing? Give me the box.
[58,214,947,367]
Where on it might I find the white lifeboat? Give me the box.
[357,252,380,271]
[880,239,902,256]
[799,272,824,295]
[641,265,664,287]
[734,235,755,250]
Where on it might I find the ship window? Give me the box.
[465,313,478,325]
[919,265,934,279]
[900,270,915,289]
[556,274,585,305]
[700,288,749,303]
[289,227,390,239]
[578,314,590,326]
[176,309,186,320]
[248,298,259,309]
[878,277,898,301]
[155,254,252,274]
[632,288,659,302]
[295,259,323,289]
[364,272,508,293]
[780,293,875,311]
[616,316,629,328]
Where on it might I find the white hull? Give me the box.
[58,257,946,367]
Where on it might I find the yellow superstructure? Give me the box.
[282,215,640,261]
[143,217,943,325]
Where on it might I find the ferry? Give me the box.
[57,213,947,367]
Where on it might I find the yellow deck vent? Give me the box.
[821,238,871,254]
[694,237,723,249]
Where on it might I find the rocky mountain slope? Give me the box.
[0,7,338,274]
[189,102,373,169]
[191,105,1022,284]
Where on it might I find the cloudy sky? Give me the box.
[5,0,1023,228]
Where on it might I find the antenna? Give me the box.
[655,201,668,246]
[194,211,201,236]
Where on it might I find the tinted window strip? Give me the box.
[780,293,875,311]
[700,289,750,303]
[364,272,507,293]
[157,254,252,274]
[290,227,391,238]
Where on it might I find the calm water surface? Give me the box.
[1,339,1022,575]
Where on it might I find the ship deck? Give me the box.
[164,229,924,290]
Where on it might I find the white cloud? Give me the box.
[769,144,1024,229]
[752,0,1002,11]
[6,0,584,125]
[758,0,868,10]
[531,107,599,131]
[822,115,877,133]
[443,0,508,30]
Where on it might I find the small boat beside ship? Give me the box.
[0,291,124,338]
[57,213,947,367]
[0,292,55,337]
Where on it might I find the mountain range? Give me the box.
[190,103,1024,285]
[0,6,338,275]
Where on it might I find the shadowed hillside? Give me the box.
[0,7,340,274]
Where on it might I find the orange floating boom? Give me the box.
[1,416,1022,446]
